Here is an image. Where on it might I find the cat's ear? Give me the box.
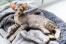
[22,3,28,7]
[10,2,16,11]
[22,3,28,10]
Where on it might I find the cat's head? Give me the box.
[10,2,28,15]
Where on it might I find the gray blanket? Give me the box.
[0,7,66,44]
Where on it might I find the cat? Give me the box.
[6,2,60,42]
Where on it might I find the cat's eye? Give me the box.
[20,9,23,11]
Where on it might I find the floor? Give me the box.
[44,0,66,22]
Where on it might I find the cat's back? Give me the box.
[27,14,49,27]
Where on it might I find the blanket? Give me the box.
[0,6,66,44]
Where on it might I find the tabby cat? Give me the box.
[6,2,60,43]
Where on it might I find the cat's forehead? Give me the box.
[16,3,27,8]
[15,4,24,9]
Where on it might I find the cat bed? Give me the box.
[0,6,66,44]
